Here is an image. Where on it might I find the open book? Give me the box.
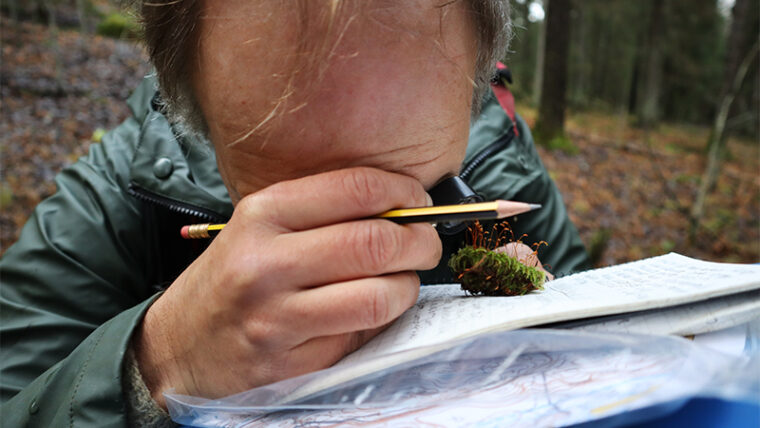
[279,253,760,402]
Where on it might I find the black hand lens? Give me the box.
[428,175,483,235]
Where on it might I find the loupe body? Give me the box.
[428,176,483,235]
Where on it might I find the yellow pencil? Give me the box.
[180,200,541,239]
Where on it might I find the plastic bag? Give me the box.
[166,322,759,427]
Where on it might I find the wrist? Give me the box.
[132,295,184,409]
[123,346,174,425]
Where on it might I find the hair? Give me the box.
[131,0,511,136]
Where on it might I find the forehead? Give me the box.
[194,0,478,140]
[194,0,477,84]
[192,0,480,193]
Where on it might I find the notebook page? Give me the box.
[556,289,760,336]
[339,253,760,366]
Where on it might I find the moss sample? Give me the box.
[448,221,546,296]
[449,246,545,296]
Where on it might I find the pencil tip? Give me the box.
[495,200,543,218]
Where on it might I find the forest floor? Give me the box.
[2,17,759,267]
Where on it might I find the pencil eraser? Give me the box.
[180,225,190,239]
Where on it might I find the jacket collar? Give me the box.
[127,77,233,221]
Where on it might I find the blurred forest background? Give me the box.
[1,0,758,267]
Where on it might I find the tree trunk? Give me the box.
[570,1,586,107]
[708,0,753,152]
[8,0,20,22]
[76,0,88,34]
[635,0,665,129]
[532,0,547,107]
[42,0,65,93]
[628,58,639,114]
[534,0,571,144]
[690,39,759,238]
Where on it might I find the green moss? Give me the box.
[546,135,579,155]
[533,127,579,155]
[660,239,676,253]
[587,228,611,266]
[0,183,13,210]
[91,128,106,143]
[96,13,140,39]
[448,247,545,296]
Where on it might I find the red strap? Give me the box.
[490,62,519,137]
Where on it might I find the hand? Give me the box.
[133,167,441,407]
[494,243,555,281]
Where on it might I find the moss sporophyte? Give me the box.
[448,221,548,296]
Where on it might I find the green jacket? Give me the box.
[0,76,588,426]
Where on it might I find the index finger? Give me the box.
[240,167,432,231]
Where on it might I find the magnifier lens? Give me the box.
[428,176,483,235]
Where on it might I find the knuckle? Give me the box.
[242,320,265,345]
[354,221,401,272]
[363,286,391,327]
[406,177,427,207]
[341,168,387,211]
[235,192,268,221]
[237,187,288,232]
[242,317,279,348]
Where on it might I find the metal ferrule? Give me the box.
[188,223,211,239]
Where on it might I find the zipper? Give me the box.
[128,183,227,223]
[460,126,515,181]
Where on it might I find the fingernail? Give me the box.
[425,192,433,207]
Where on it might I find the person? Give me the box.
[0,0,589,425]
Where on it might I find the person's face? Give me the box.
[192,0,478,203]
